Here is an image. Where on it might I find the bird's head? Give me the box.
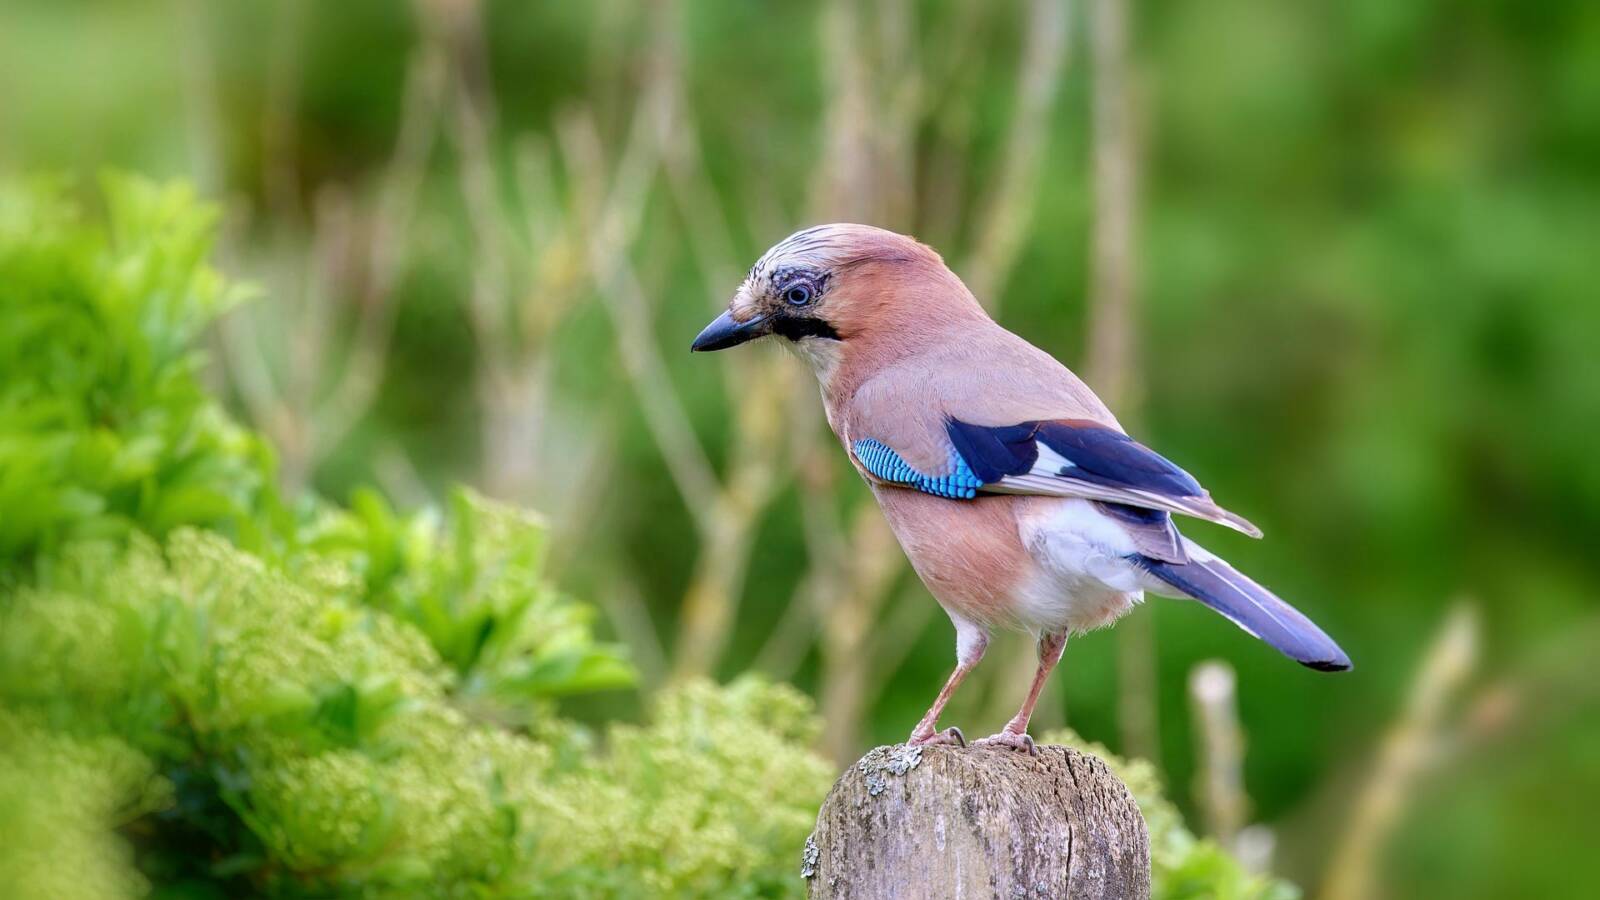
[690,224,987,382]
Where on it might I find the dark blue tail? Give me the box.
[1139,553,1351,672]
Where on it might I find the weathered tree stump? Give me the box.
[803,743,1150,899]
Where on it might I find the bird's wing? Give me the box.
[843,337,1261,542]
[943,416,1262,538]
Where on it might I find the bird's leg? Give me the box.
[974,631,1067,755]
[907,627,988,748]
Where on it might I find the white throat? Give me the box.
[784,336,843,387]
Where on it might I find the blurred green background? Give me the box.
[2,0,1597,897]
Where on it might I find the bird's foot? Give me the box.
[907,725,967,748]
[972,729,1037,755]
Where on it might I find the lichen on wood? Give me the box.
[805,743,1150,899]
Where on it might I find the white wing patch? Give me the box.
[984,474,1263,538]
[1033,443,1077,475]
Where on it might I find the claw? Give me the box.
[972,730,1036,755]
[908,725,967,748]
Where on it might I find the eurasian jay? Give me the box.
[691,224,1350,753]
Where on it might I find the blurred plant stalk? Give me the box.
[1189,661,1251,851]
[201,0,616,522]
[198,0,436,496]
[1320,603,1479,900]
[425,0,623,545]
[560,0,797,685]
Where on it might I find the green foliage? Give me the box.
[0,175,271,564]
[1042,729,1298,900]
[305,486,635,718]
[1,533,830,897]
[0,712,169,899]
[524,678,834,899]
[4,532,533,892]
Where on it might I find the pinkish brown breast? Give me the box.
[869,486,1037,629]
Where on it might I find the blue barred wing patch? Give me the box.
[852,439,982,499]
[851,419,1259,537]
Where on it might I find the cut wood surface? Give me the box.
[804,743,1150,899]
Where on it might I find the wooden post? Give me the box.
[804,744,1150,899]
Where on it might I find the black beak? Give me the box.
[690,309,772,352]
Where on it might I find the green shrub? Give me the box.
[4,532,524,891]
[1,531,832,898]
[0,176,271,565]
[524,678,834,898]
[0,712,169,900]
[304,486,635,717]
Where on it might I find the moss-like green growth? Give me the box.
[525,677,834,898]
[2,532,831,897]
[0,712,169,899]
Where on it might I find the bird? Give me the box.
[691,223,1350,754]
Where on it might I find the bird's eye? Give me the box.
[783,283,814,306]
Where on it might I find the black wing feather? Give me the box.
[1031,421,1203,496]
[944,416,1261,537]
[944,419,1039,483]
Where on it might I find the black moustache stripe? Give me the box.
[770,315,841,342]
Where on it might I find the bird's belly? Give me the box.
[871,488,1143,634]
[1013,498,1145,634]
